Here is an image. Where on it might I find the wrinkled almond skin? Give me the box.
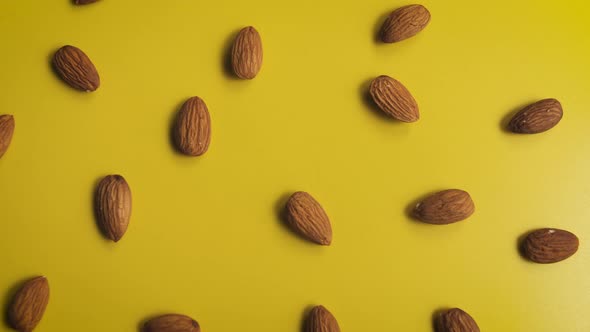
[52,45,100,92]
[304,305,341,332]
[231,26,263,79]
[8,276,50,332]
[143,314,200,332]
[380,4,431,43]
[413,189,475,224]
[523,228,579,263]
[508,98,562,133]
[369,75,419,122]
[74,0,100,4]
[0,114,15,158]
[95,175,132,242]
[436,308,480,332]
[173,97,211,156]
[286,192,332,245]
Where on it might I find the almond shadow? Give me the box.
[516,229,536,261]
[168,99,189,155]
[299,305,316,332]
[274,192,297,236]
[372,11,390,44]
[220,28,242,80]
[91,175,111,242]
[431,307,449,332]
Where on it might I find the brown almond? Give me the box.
[508,98,563,133]
[8,276,50,332]
[436,308,480,332]
[285,192,332,245]
[380,4,431,43]
[74,0,100,4]
[369,75,419,122]
[95,175,132,242]
[0,114,15,158]
[522,228,579,263]
[173,97,211,156]
[413,189,475,224]
[143,314,200,332]
[52,45,100,92]
[304,305,341,332]
[231,26,263,79]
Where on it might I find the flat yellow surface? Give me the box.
[1,0,589,331]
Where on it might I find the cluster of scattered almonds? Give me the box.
[0,1,580,332]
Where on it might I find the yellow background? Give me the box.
[1,0,589,331]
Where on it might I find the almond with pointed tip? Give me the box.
[304,305,340,332]
[508,98,562,133]
[522,228,579,263]
[436,308,480,332]
[173,97,211,156]
[8,276,50,332]
[413,189,475,224]
[369,75,419,122]
[95,175,132,242]
[231,26,263,79]
[0,114,15,158]
[52,45,100,91]
[380,4,431,43]
[285,192,332,245]
[143,314,200,332]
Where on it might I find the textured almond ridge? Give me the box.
[8,276,50,332]
[231,26,263,79]
[304,305,341,332]
[413,189,475,224]
[173,96,211,156]
[52,45,100,91]
[74,0,100,4]
[369,75,419,122]
[95,175,132,242]
[0,114,15,158]
[436,308,480,332]
[523,228,579,263]
[380,4,431,43]
[508,98,563,133]
[286,192,332,245]
[143,314,200,332]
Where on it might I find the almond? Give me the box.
[369,75,419,122]
[231,26,263,79]
[285,192,332,245]
[380,4,431,43]
[95,175,132,242]
[522,228,579,263]
[508,98,562,133]
[74,0,100,4]
[413,189,475,224]
[436,308,480,332]
[52,45,100,92]
[173,97,211,156]
[304,305,340,332]
[8,276,50,332]
[0,114,15,158]
[143,314,200,332]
